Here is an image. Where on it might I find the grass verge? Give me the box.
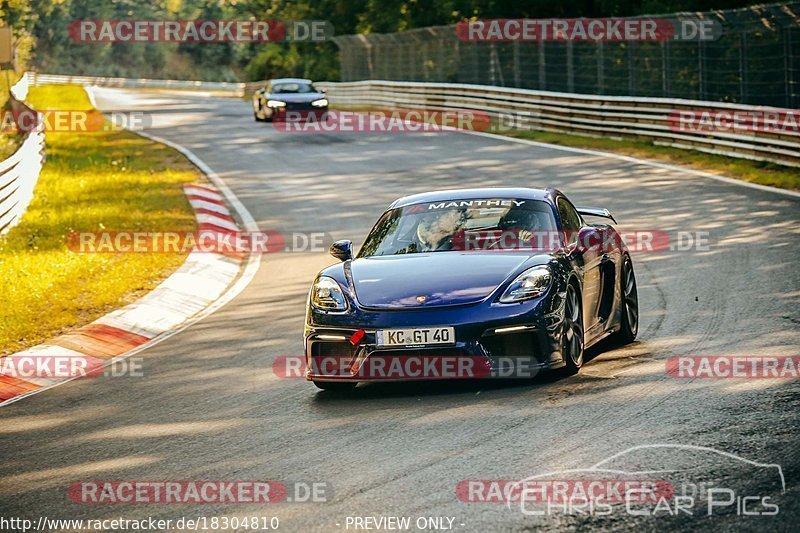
[0,132,23,160]
[0,84,202,355]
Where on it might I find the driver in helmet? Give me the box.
[497,207,544,249]
[416,209,469,251]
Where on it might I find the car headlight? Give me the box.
[311,98,329,107]
[267,100,286,107]
[499,266,552,303]
[311,276,348,311]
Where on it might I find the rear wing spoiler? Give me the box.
[576,206,617,224]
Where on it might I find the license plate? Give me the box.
[375,327,455,347]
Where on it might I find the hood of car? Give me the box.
[349,253,536,309]
[265,92,325,103]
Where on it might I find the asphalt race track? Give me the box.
[1,89,799,532]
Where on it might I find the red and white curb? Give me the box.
[0,138,261,406]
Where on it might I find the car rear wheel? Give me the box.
[561,283,584,374]
[613,257,639,344]
[313,381,357,392]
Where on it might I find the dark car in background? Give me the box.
[252,78,328,122]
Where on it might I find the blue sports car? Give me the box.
[304,188,638,390]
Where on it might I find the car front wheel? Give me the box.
[561,283,584,374]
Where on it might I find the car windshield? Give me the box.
[271,82,315,94]
[359,199,557,257]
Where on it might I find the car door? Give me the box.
[557,196,602,332]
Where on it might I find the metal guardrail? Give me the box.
[316,80,800,168]
[28,72,269,98]
[0,74,46,234]
[26,73,800,168]
[29,72,247,94]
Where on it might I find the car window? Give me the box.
[557,197,582,231]
[557,197,582,245]
[358,199,557,257]
[271,82,315,94]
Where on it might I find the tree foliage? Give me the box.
[0,0,765,81]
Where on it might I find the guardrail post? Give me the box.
[662,41,670,98]
[699,40,706,101]
[472,43,480,84]
[538,41,546,90]
[365,37,374,79]
[627,43,637,95]
[784,28,793,108]
[380,41,388,80]
[454,38,461,83]
[437,36,446,81]
[739,32,748,103]
[490,44,504,86]
[597,42,605,94]
[489,43,497,86]
[566,41,574,93]
[423,39,430,81]
[394,37,402,81]
[407,42,414,81]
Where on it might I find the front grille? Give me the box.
[285,102,314,110]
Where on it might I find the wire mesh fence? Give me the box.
[333,2,800,108]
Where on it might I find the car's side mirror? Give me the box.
[321,88,327,94]
[330,240,353,262]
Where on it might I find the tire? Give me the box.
[313,381,357,392]
[561,282,584,374]
[613,256,639,345]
